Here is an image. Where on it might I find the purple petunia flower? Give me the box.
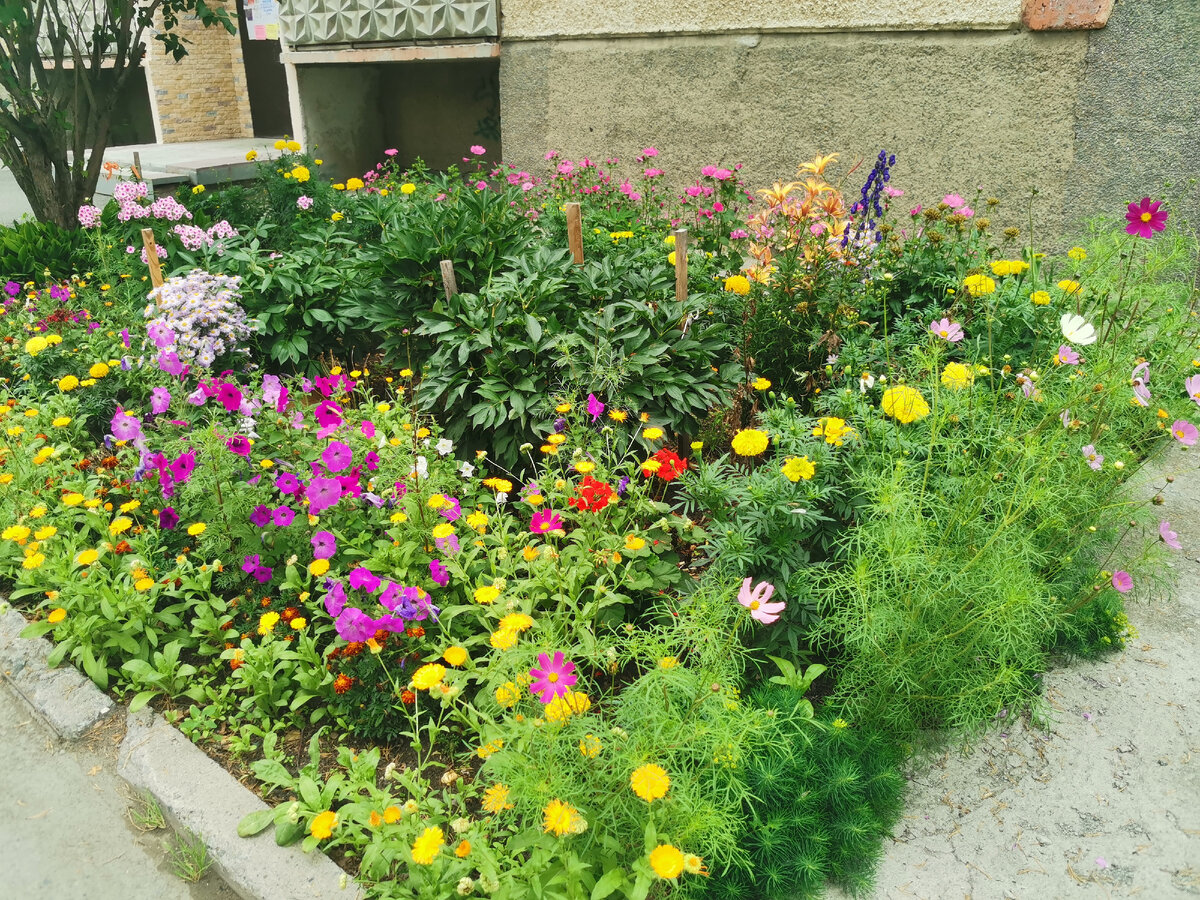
[249,505,272,527]
[439,496,462,523]
[314,400,343,430]
[348,567,381,593]
[217,383,243,413]
[110,408,143,443]
[147,320,177,349]
[322,440,353,473]
[587,393,604,422]
[430,558,449,587]
[324,582,347,618]
[306,477,342,514]
[227,436,252,457]
[159,507,179,530]
[150,387,171,415]
[169,450,196,483]
[311,530,337,559]
[275,472,301,496]
[272,506,295,527]
[364,451,379,472]
[335,607,377,642]
[157,349,185,378]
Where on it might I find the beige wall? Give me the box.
[144,2,254,143]
[500,0,1023,38]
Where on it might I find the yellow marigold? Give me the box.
[109,517,132,535]
[498,612,533,632]
[290,617,307,630]
[309,558,330,576]
[1068,246,1087,261]
[410,826,444,865]
[412,663,447,690]
[643,427,665,441]
[781,456,815,482]
[310,810,338,840]
[631,764,670,802]
[345,177,365,191]
[187,523,206,536]
[625,534,646,550]
[989,259,1029,277]
[649,844,685,879]
[723,274,752,295]
[290,165,310,183]
[258,611,280,634]
[88,362,110,378]
[482,783,513,813]
[941,361,974,391]
[58,375,80,392]
[76,548,98,565]
[1057,279,1082,294]
[52,416,72,427]
[490,628,518,650]
[401,183,416,194]
[23,552,45,569]
[495,682,519,708]
[730,428,769,457]
[47,608,67,624]
[25,336,48,356]
[579,734,602,758]
[245,150,258,161]
[545,690,591,723]
[659,656,678,668]
[752,376,771,390]
[542,799,584,837]
[1031,290,1052,306]
[881,385,931,424]
[443,646,468,666]
[474,584,500,605]
[963,274,996,297]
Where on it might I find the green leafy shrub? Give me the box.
[0,219,95,281]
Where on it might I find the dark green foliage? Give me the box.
[1048,592,1134,660]
[702,688,906,900]
[0,219,95,280]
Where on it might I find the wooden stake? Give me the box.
[141,227,164,289]
[673,228,688,304]
[565,202,583,265]
[439,259,458,301]
[132,151,142,181]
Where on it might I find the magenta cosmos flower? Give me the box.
[530,508,563,534]
[1111,571,1133,593]
[1125,197,1168,239]
[929,317,964,343]
[1172,420,1198,446]
[529,651,577,703]
[737,577,786,625]
[1159,520,1182,550]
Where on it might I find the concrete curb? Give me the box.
[0,602,363,900]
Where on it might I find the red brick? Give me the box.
[1023,0,1114,30]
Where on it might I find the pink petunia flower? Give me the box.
[1125,197,1168,239]
[587,392,605,422]
[1172,419,1198,446]
[737,577,786,625]
[929,317,964,342]
[1111,571,1133,593]
[1159,520,1182,550]
[529,651,577,703]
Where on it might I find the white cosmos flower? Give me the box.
[1060,313,1097,346]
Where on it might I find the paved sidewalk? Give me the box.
[0,680,236,900]
[839,443,1200,899]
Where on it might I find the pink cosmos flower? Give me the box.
[1111,571,1133,593]
[1081,444,1104,471]
[530,508,563,533]
[529,651,577,703]
[1159,520,1182,550]
[1172,419,1198,446]
[737,577,785,625]
[1186,374,1200,405]
[1060,408,1072,428]
[943,194,966,208]
[929,317,964,342]
[1125,197,1168,239]
[1055,344,1080,366]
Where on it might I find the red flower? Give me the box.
[333,674,355,694]
[1125,197,1168,239]
[406,625,425,638]
[400,690,416,705]
[644,448,688,482]
[569,475,615,512]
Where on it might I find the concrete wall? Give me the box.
[295,65,384,180]
[499,0,1199,245]
[500,0,1022,37]
[144,1,254,142]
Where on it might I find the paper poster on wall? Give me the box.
[243,0,280,41]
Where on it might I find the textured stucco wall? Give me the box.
[1066,0,1200,236]
[500,30,1088,241]
[501,0,1023,38]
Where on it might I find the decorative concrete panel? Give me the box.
[279,0,497,46]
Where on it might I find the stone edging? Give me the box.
[0,604,362,900]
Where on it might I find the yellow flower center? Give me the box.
[750,600,760,610]
[1140,212,1153,222]
[548,672,559,683]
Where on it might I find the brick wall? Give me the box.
[144,2,253,142]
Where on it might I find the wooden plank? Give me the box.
[141,228,164,289]
[565,202,583,265]
[673,228,688,304]
[439,259,458,301]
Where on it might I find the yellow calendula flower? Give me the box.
[135,577,155,592]
[481,783,513,813]
[542,799,585,837]
[109,517,133,535]
[963,274,996,297]
[781,456,815,482]
[574,461,595,474]
[52,416,72,427]
[431,522,455,539]
[498,612,534,632]
[1057,279,1082,294]
[23,552,45,570]
[881,385,931,423]
[1030,290,1052,306]
[474,584,500,605]
[389,512,408,524]
[494,681,520,708]
[522,545,540,562]
[630,764,671,803]
[309,558,330,576]
[120,500,140,513]
[258,611,280,634]
[412,663,447,690]
[443,646,468,667]
[546,433,566,446]
[47,608,67,624]
[33,525,56,540]
[490,629,518,651]
[483,477,513,492]
[76,548,99,565]
[465,510,488,533]
[730,428,769,457]
[625,534,646,550]
[309,810,338,840]
[941,361,974,390]
[649,845,685,879]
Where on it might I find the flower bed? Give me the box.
[0,145,1196,899]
